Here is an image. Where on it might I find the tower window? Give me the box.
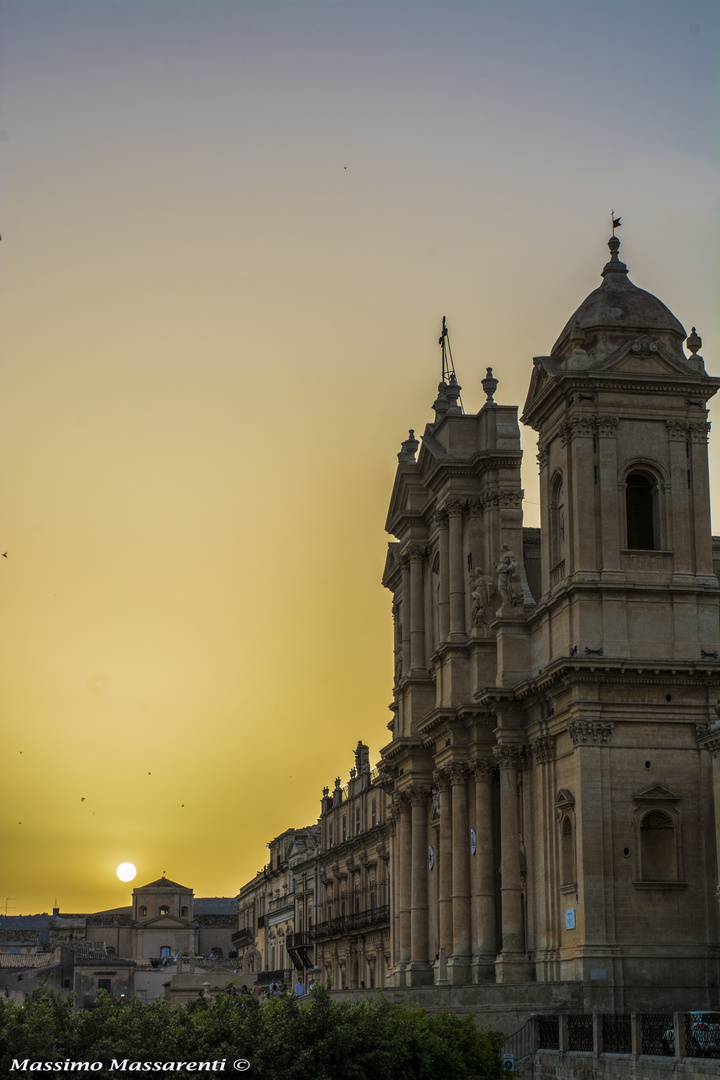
[625,472,656,550]
[159,905,170,916]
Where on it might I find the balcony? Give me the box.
[231,927,254,948]
[311,905,389,942]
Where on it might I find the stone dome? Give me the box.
[551,236,687,363]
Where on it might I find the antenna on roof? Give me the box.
[438,316,464,413]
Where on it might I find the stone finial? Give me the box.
[687,327,702,356]
[334,776,341,789]
[569,321,586,347]
[601,234,628,278]
[322,787,329,797]
[432,382,449,420]
[445,372,463,415]
[397,429,420,463]
[481,367,498,405]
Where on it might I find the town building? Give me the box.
[234,743,390,990]
[378,231,720,1012]
[0,876,237,1005]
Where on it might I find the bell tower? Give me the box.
[522,233,720,665]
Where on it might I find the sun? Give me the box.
[116,862,136,882]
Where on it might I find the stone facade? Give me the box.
[313,741,391,989]
[378,234,720,1010]
[234,743,390,990]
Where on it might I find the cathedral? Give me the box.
[378,231,720,1010]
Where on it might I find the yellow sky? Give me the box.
[1,0,718,915]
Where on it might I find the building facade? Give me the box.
[379,233,720,1010]
[234,743,390,990]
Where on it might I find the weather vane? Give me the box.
[611,210,622,236]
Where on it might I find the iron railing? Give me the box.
[602,1014,631,1053]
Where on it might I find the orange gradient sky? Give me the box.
[1,0,718,915]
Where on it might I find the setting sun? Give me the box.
[116,863,137,883]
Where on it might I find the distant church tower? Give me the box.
[379,233,720,1010]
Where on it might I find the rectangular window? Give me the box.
[329,822,333,848]
[355,807,361,835]
[97,979,112,993]
[342,814,347,841]
[371,799,377,827]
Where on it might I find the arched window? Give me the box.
[181,906,188,917]
[626,472,657,550]
[140,906,147,917]
[159,905,170,916]
[640,810,675,880]
[561,816,575,886]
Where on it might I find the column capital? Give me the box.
[434,508,449,528]
[446,500,465,518]
[699,730,720,758]
[531,734,556,763]
[492,744,526,770]
[567,719,614,746]
[470,756,495,780]
[432,768,451,792]
[448,762,470,785]
[666,419,711,443]
[406,544,427,562]
[408,785,432,805]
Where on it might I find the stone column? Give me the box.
[493,744,533,982]
[472,758,497,978]
[408,546,426,672]
[400,556,411,675]
[667,422,692,574]
[434,769,453,964]
[596,418,620,574]
[699,726,720,912]
[449,764,471,982]
[397,794,412,973]
[409,787,433,984]
[436,511,450,642]
[448,502,466,637]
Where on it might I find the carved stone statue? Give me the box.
[495,543,518,607]
[470,567,492,626]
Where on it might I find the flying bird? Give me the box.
[1,553,7,558]
[81,797,86,802]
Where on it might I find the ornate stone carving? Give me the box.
[567,720,614,746]
[630,335,659,356]
[536,443,549,470]
[492,745,526,770]
[495,544,520,607]
[470,568,494,626]
[409,786,431,805]
[447,763,469,785]
[596,416,620,437]
[559,414,619,444]
[434,508,448,528]
[470,757,495,779]
[666,420,711,443]
[446,501,465,518]
[532,735,556,763]
[432,768,451,792]
[406,544,427,562]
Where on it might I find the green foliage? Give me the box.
[0,985,504,1079]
